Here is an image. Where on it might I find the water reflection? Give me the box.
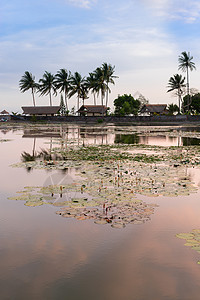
[2,126,200,299]
[115,134,139,144]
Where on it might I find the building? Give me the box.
[0,110,10,121]
[22,106,61,116]
[140,104,167,116]
[77,105,108,116]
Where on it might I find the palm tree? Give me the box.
[94,67,107,109]
[86,72,98,105]
[38,71,57,106]
[167,103,179,115]
[101,63,118,107]
[68,72,85,113]
[167,74,186,113]
[19,71,38,106]
[54,69,71,111]
[79,84,89,106]
[178,51,196,111]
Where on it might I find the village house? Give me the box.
[22,106,61,116]
[77,105,108,116]
[140,104,168,116]
[0,110,10,121]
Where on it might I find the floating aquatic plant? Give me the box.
[176,229,200,264]
[8,183,158,228]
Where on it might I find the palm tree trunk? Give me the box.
[49,91,52,106]
[32,88,36,106]
[93,93,96,105]
[101,91,104,116]
[178,94,181,114]
[77,96,79,115]
[65,90,68,111]
[106,82,109,107]
[187,67,190,111]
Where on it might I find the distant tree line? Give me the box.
[19,63,118,114]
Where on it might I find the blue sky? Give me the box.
[1,0,200,112]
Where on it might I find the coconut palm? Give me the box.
[68,72,86,113]
[178,51,196,111]
[79,84,89,106]
[86,72,98,105]
[54,69,71,111]
[94,67,107,108]
[167,103,179,115]
[38,71,57,106]
[101,63,118,107]
[19,71,38,106]
[167,74,186,113]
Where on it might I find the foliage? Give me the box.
[115,134,139,144]
[167,74,186,112]
[38,71,57,106]
[54,69,71,111]
[178,51,196,112]
[167,103,179,115]
[136,93,149,109]
[59,94,67,116]
[19,71,38,106]
[20,63,118,110]
[182,93,200,114]
[114,94,140,116]
[68,72,86,112]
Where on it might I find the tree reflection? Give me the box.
[115,134,139,144]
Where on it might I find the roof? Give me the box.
[0,110,9,114]
[22,106,61,115]
[78,105,108,113]
[141,104,167,113]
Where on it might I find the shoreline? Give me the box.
[6,114,200,126]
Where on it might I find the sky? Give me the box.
[1,0,200,112]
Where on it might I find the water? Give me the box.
[1,124,200,299]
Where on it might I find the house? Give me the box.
[0,109,10,121]
[22,106,61,116]
[140,104,167,116]
[77,105,108,116]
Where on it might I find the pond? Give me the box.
[1,123,200,299]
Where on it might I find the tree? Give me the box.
[136,93,149,110]
[59,94,66,116]
[68,72,86,113]
[167,74,186,113]
[86,72,98,105]
[114,94,140,116]
[19,71,38,106]
[54,69,71,111]
[93,67,107,114]
[101,63,118,107]
[38,71,57,106]
[182,93,200,114]
[178,51,196,111]
[79,84,89,106]
[167,103,179,115]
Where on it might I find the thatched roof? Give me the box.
[22,106,61,115]
[141,104,167,114]
[0,110,9,114]
[78,105,108,113]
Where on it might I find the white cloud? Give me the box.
[67,0,96,8]
[143,0,200,23]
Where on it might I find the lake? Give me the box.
[1,123,200,300]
